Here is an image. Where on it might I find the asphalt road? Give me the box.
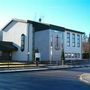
[0,67,90,90]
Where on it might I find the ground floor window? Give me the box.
[65,53,80,58]
[77,53,80,58]
[0,51,11,60]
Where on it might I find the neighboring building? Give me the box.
[1,19,84,63]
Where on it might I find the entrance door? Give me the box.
[1,52,11,61]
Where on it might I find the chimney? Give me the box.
[39,18,41,22]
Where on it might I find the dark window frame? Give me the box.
[77,35,80,47]
[67,32,70,47]
[72,34,75,47]
[21,34,25,52]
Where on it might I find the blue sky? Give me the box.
[0,0,90,35]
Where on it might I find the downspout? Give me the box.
[32,26,35,62]
[27,22,35,63]
[27,23,30,63]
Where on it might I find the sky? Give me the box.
[0,0,90,35]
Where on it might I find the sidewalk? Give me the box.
[80,73,90,84]
[0,64,90,73]
[0,65,72,73]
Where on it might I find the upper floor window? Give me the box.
[21,34,25,52]
[67,32,70,46]
[72,34,75,47]
[77,35,80,47]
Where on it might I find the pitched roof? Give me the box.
[2,18,84,34]
[0,41,18,51]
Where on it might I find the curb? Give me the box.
[0,66,74,73]
[0,67,71,73]
[0,68,49,73]
[80,73,90,84]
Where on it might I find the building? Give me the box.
[35,26,84,63]
[1,19,84,63]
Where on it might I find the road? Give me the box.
[0,67,90,90]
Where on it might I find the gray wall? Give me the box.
[35,30,50,61]
[49,30,64,62]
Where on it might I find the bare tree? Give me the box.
[88,33,90,60]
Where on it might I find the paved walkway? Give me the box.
[0,64,90,73]
[0,65,71,73]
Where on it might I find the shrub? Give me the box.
[61,49,65,65]
[82,53,89,59]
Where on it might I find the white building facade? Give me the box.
[2,19,33,61]
[64,30,83,61]
[1,19,84,63]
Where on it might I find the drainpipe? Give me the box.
[27,23,30,63]
[32,26,35,62]
[27,22,35,63]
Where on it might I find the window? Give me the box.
[77,35,80,47]
[68,53,71,58]
[65,53,68,58]
[75,53,77,58]
[67,33,70,46]
[65,53,80,58]
[21,34,25,51]
[71,53,74,58]
[72,34,75,47]
[65,53,72,58]
[77,53,80,58]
